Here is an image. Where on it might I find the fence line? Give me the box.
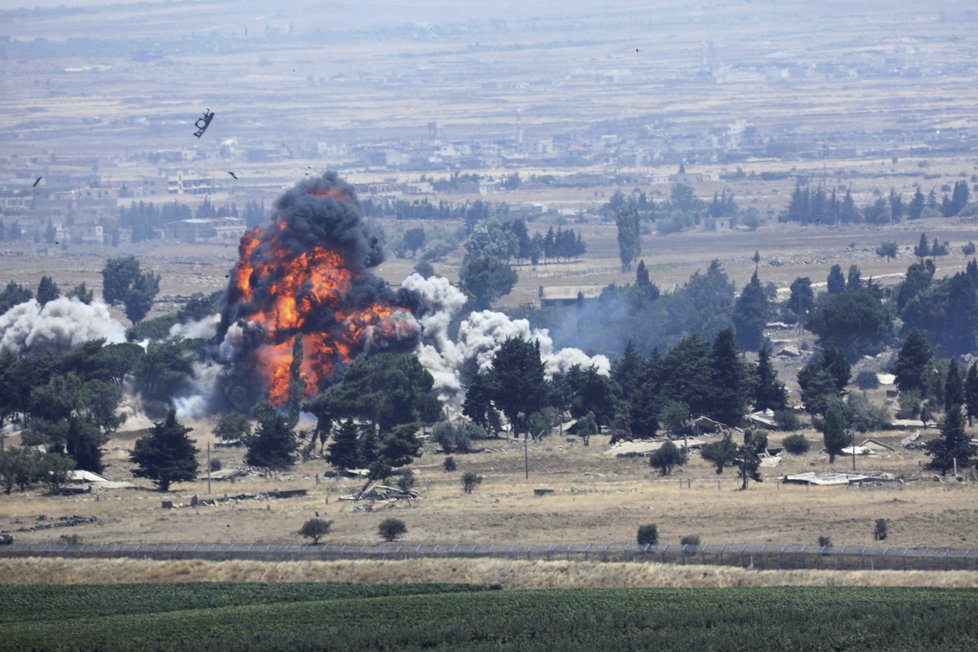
[2,541,977,572]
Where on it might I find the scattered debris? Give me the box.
[747,410,778,430]
[0,532,13,545]
[340,483,419,511]
[197,467,248,482]
[888,418,928,430]
[533,488,555,496]
[15,515,98,532]
[164,489,308,509]
[783,472,870,486]
[32,176,42,187]
[604,440,664,457]
[901,431,922,449]
[876,373,896,386]
[860,438,895,452]
[776,345,801,358]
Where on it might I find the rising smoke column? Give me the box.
[214,172,421,410]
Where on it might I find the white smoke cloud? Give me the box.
[403,274,610,405]
[0,297,126,355]
[169,313,220,341]
[174,359,224,419]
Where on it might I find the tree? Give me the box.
[876,241,898,261]
[308,353,441,435]
[754,345,787,412]
[65,281,95,305]
[908,188,925,219]
[458,254,517,310]
[214,411,251,442]
[731,271,768,351]
[615,201,641,272]
[821,401,851,464]
[708,328,747,426]
[914,233,930,260]
[123,270,160,324]
[101,256,141,305]
[402,227,426,258]
[944,358,964,415]
[130,410,199,491]
[894,328,932,394]
[649,440,686,475]
[326,419,361,469]
[700,433,738,474]
[0,281,33,314]
[925,403,970,475]
[378,518,407,542]
[966,363,978,427]
[787,277,814,321]
[461,471,482,493]
[736,428,767,489]
[36,276,60,306]
[487,337,548,439]
[575,411,598,446]
[298,518,332,544]
[943,273,978,356]
[244,401,297,470]
[826,265,846,295]
[806,287,892,357]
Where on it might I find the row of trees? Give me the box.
[780,181,973,225]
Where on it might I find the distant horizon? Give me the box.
[0,0,172,10]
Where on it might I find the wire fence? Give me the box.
[2,541,978,572]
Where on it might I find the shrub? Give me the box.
[845,393,890,432]
[59,534,81,545]
[298,518,332,544]
[818,535,832,549]
[774,409,800,431]
[209,458,222,472]
[874,519,888,541]
[649,441,687,475]
[680,535,700,547]
[637,524,659,546]
[854,370,879,390]
[378,518,407,542]
[461,471,482,494]
[443,456,457,472]
[782,434,810,455]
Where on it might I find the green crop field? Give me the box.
[3,583,978,651]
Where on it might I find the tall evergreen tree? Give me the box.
[708,328,747,426]
[965,363,978,427]
[326,418,360,469]
[36,276,60,306]
[944,273,978,356]
[615,201,641,272]
[244,401,297,469]
[826,265,846,295]
[787,276,814,321]
[753,345,787,411]
[732,270,768,351]
[129,409,199,491]
[944,358,964,414]
[925,404,970,476]
[488,337,548,438]
[894,328,932,394]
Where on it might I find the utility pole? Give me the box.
[207,441,212,494]
[524,435,529,480]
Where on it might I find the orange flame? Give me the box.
[228,202,412,405]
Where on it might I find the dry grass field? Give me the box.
[5,556,978,590]
[4,424,978,553]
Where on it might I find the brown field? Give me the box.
[4,425,978,553]
[4,556,978,589]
